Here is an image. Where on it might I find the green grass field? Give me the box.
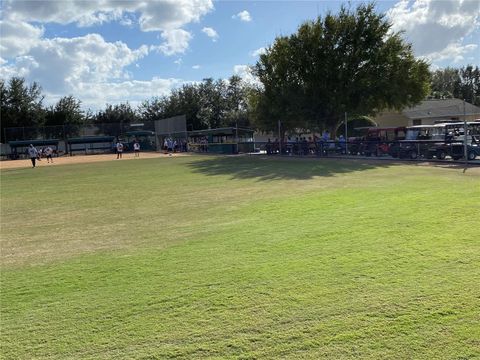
[1,155,479,359]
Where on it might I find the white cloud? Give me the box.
[233,64,259,85]
[422,42,478,64]
[65,77,184,111]
[0,0,211,110]
[250,47,266,57]
[1,33,148,93]
[202,27,219,41]
[192,65,201,69]
[387,0,480,62]
[232,10,252,22]
[138,0,213,32]
[1,0,213,57]
[157,29,192,56]
[0,19,44,58]
[0,34,185,111]
[2,0,214,31]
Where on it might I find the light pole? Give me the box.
[344,112,348,155]
[464,99,468,167]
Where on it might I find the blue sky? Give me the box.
[1,0,479,111]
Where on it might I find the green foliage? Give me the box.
[252,3,431,137]
[1,157,479,359]
[93,102,139,137]
[139,76,251,131]
[0,77,45,141]
[430,66,480,105]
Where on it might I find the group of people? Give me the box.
[27,144,54,168]
[265,131,347,156]
[115,140,141,159]
[163,137,188,154]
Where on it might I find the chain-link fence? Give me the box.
[253,139,480,164]
[2,121,159,159]
[4,121,157,143]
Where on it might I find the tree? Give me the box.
[44,95,85,138]
[252,36,308,139]
[139,96,170,122]
[94,102,139,137]
[139,78,252,131]
[458,66,479,105]
[224,75,250,128]
[430,66,480,105]
[430,67,460,99]
[0,77,45,141]
[252,3,431,137]
[45,95,84,126]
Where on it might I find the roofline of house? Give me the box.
[407,112,480,119]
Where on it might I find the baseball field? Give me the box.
[1,154,479,359]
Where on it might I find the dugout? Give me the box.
[8,139,59,159]
[188,127,255,154]
[66,136,115,156]
[125,130,156,151]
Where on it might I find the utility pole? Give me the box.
[464,99,468,167]
[344,112,348,155]
[278,120,282,155]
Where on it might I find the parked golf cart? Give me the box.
[360,127,406,157]
[449,122,480,160]
[426,122,480,160]
[393,125,434,159]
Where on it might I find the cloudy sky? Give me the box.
[1,0,479,111]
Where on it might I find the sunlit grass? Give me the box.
[1,156,479,359]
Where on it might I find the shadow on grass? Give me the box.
[187,155,399,181]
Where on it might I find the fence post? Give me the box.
[344,112,348,155]
[278,120,282,155]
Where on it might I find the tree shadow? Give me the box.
[187,155,399,181]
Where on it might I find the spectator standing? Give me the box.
[167,137,173,155]
[116,141,124,159]
[163,138,169,154]
[338,135,346,154]
[27,144,38,168]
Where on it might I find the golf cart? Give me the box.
[393,125,434,159]
[360,127,406,157]
[426,122,480,160]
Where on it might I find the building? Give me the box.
[374,99,480,127]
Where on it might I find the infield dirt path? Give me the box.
[1,152,479,174]
[0,152,190,170]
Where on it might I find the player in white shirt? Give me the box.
[44,146,53,163]
[133,141,140,157]
[27,144,38,168]
[116,142,124,159]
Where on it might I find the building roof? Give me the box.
[402,99,480,119]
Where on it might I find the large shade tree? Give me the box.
[253,3,431,137]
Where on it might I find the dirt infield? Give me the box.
[0,152,190,170]
[1,152,479,174]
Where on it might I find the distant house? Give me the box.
[374,99,480,127]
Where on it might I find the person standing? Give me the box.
[163,138,169,154]
[133,140,140,157]
[116,141,124,159]
[27,144,38,168]
[44,146,54,163]
[167,137,173,156]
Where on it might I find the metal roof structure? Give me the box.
[402,99,480,119]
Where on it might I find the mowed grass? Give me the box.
[1,155,479,359]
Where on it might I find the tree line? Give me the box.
[0,75,252,141]
[1,3,479,143]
